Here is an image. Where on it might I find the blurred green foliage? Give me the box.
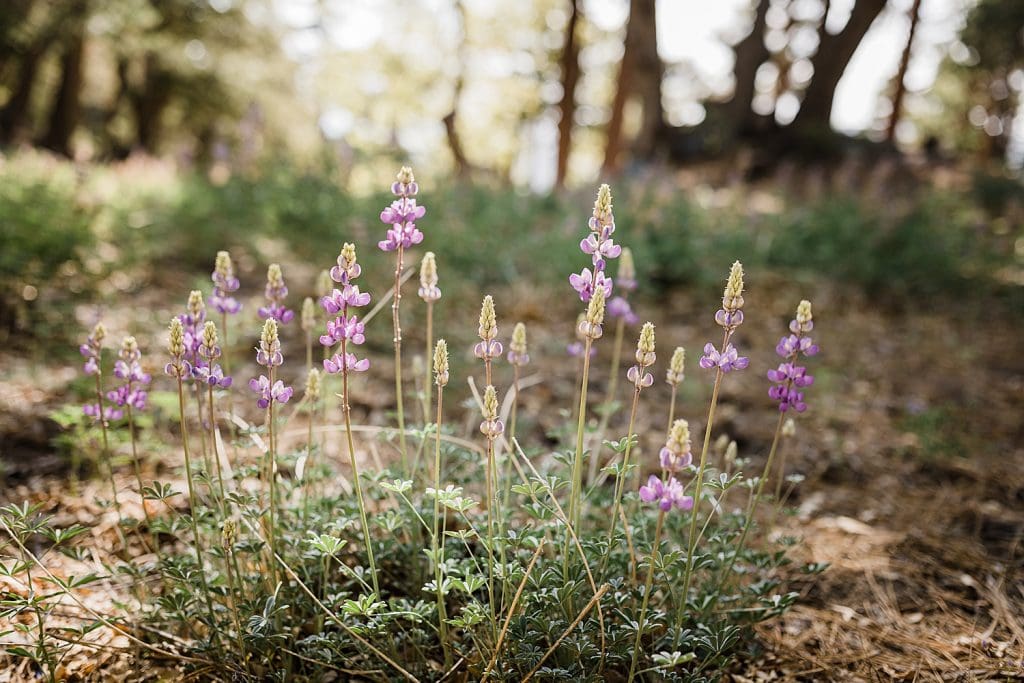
[1,155,1020,348]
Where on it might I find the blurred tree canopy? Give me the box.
[1,0,1023,183]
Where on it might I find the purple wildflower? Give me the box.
[639,475,693,512]
[569,185,620,303]
[608,247,638,323]
[165,318,192,379]
[626,322,656,389]
[256,319,284,368]
[768,300,819,412]
[83,403,123,421]
[474,295,503,363]
[378,167,425,252]
[106,336,151,413]
[249,375,293,409]
[659,419,693,471]
[258,264,294,324]
[698,342,749,373]
[479,385,504,438]
[79,323,105,377]
[210,251,241,315]
[507,322,529,367]
[321,243,371,375]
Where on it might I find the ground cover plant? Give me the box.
[6,167,831,681]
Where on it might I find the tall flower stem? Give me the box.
[710,412,785,604]
[423,302,434,424]
[266,367,279,588]
[392,244,409,473]
[589,316,625,484]
[126,403,157,556]
[599,385,640,577]
[565,336,594,570]
[666,384,678,434]
[207,384,227,517]
[93,374,126,549]
[627,508,666,683]
[431,382,451,668]
[176,378,218,635]
[342,338,380,596]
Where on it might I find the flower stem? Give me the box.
[431,385,452,668]
[565,336,594,574]
[391,244,409,473]
[342,338,380,596]
[599,385,641,579]
[666,384,678,435]
[267,367,279,589]
[94,374,126,549]
[627,509,666,683]
[589,316,626,484]
[208,384,227,518]
[126,403,157,557]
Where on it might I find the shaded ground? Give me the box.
[1,271,1022,680]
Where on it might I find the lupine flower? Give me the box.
[179,290,206,368]
[698,342,749,373]
[304,368,321,402]
[626,322,656,388]
[666,346,685,386]
[567,313,597,358]
[570,185,621,302]
[259,264,294,324]
[256,319,283,368]
[577,287,606,340]
[194,362,232,388]
[701,262,749,373]
[321,243,371,374]
[768,300,819,412]
[301,297,315,333]
[434,339,450,387]
[83,403,123,421]
[107,336,151,411]
[660,419,693,471]
[164,318,192,379]
[210,250,241,315]
[474,295,503,361]
[639,475,693,512]
[249,375,293,409]
[378,166,425,252]
[608,247,638,324]
[418,251,441,303]
[195,322,231,387]
[507,322,529,366]
[79,322,106,377]
[479,384,504,438]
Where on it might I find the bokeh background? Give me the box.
[1,0,1023,677]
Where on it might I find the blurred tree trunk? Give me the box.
[724,0,771,130]
[0,51,43,144]
[131,53,171,153]
[41,23,86,156]
[886,0,921,143]
[555,0,581,188]
[794,0,888,130]
[444,0,471,178]
[602,0,662,174]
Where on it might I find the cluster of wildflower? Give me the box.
[639,475,693,512]
[210,250,241,315]
[666,346,685,387]
[659,419,693,471]
[165,318,191,379]
[179,290,207,373]
[106,336,152,411]
[321,243,371,374]
[418,252,441,303]
[474,295,502,363]
[378,167,425,252]
[567,312,596,358]
[699,262,749,373]
[194,321,232,388]
[767,300,819,412]
[507,322,529,367]
[258,264,294,324]
[577,287,606,341]
[626,322,656,388]
[639,419,696,512]
[569,184,621,302]
[250,319,293,408]
[434,339,450,387]
[607,247,638,324]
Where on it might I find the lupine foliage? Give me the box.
[0,170,838,682]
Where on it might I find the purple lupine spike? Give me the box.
[210,251,242,315]
[698,342,749,373]
[768,300,819,412]
[258,264,294,324]
[569,185,620,303]
[701,262,749,374]
[639,475,693,512]
[659,419,693,471]
[106,336,151,414]
[321,243,371,375]
[249,375,293,409]
[378,167,425,252]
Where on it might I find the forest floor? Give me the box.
[1,274,1022,681]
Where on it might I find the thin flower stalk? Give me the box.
[198,321,230,515]
[112,335,156,554]
[301,297,315,372]
[601,322,656,577]
[666,346,685,432]
[627,508,665,683]
[379,166,425,473]
[321,243,379,595]
[165,317,218,633]
[678,262,749,634]
[181,290,212,475]
[479,384,504,625]
[506,322,529,441]
[474,295,502,388]
[300,369,320,519]
[430,340,452,668]
[418,252,441,425]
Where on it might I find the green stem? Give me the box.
[208,384,227,519]
[431,386,452,668]
[589,316,626,484]
[666,385,678,435]
[94,374,126,549]
[342,338,380,596]
[176,379,218,638]
[564,336,594,576]
[392,244,408,473]
[267,368,279,589]
[599,385,641,579]
[126,403,157,558]
[627,509,666,683]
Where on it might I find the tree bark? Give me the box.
[0,50,43,144]
[794,0,888,130]
[131,53,171,153]
[603,0,662,174]
[444,0,471,177]
[41,27,86,156]
[724,0,771,128]
[886,0,922,142]
[555,0,581,188]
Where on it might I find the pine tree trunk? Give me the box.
[555,0,581,188]
[41,28,85,156]
[886,0,921,142]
